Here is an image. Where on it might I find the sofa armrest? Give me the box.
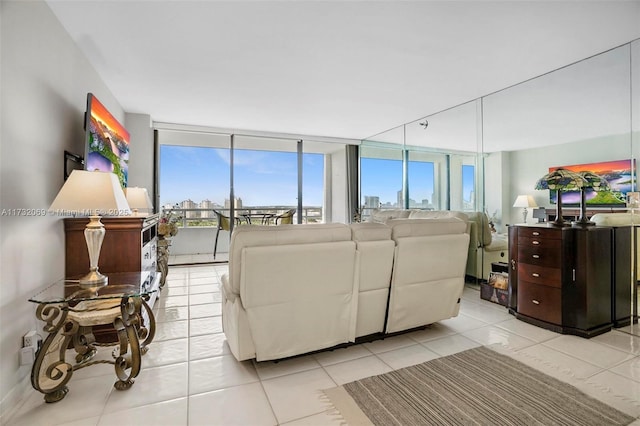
[221,273,238,302]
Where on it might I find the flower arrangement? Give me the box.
[486,209,498,233]
[158,209,182,237]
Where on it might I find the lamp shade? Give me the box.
[125,187,153,214]
[513,195,538,208]
[49,170,131,216]
[579,170,610,191]
[534,168,585,191]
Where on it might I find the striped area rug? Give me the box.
[323,346,634,426]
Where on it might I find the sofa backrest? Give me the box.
[591,213,640,226]
[408,210,469,222]
[368,208,412,223]
[385,218,470,333]
[465,211,493,248]
[386,217,468,238]
[350,222,395,337]
[228,223,352,295]
[368,208,470,224]
[229,223,358,360]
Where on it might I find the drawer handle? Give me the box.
[532,299,540,305]
[532,254,540,259]
[532,231,540,236]
[532,241,540,245]
[532,273,540,277]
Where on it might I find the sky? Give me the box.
[159,145,324,207]
[160,145,475,209]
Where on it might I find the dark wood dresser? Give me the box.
[63,214,160,342]
[64,214,159,277]
[508,224,613,338]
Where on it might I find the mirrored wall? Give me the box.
[361,38,640,336]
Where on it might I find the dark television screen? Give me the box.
[84,93,130,187]
[549,159,635,207]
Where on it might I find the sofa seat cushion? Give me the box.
[484,233,508,252]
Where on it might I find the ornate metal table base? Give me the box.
[31,295,155,403]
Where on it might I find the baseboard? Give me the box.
[0,373,32,424]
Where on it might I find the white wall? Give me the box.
[169,227,226,256]
[330,147,348,223]
[0,1,125,417]
[125,113,155,207]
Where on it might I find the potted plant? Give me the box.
[158,209,182,238]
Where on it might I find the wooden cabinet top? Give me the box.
[64,214,159,232]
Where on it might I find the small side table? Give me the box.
[28,271,159,403]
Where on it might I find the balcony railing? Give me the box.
[162,206,323,227]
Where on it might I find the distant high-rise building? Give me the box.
[181,199,198,218]
[224,197,243,209]
[397,190,403,208]
[200,199,214,218]
[364,196,380,209]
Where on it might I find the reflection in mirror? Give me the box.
[482,43,636,337]
[482,44,632,229]
[404,100,481,212]
[631,39,640,337]
[360,126,404,219]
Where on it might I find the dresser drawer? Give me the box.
[518,263,562,288]
[518,245,561,268]
[518,281,562,325]
[518,227,562,240]
[518,236,561,250]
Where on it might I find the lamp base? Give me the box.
[572,219,595,227]
[548,219,571,227]
[79,270,108,287]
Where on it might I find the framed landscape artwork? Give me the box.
[84,93,130,188]
[549,159,635,207]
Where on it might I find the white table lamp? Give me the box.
[513,195,538,223]
[126,187,153,216]
[49,170,131,287]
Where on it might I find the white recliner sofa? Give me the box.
[220,223,358,362]
[221,219,469,361]
[368,209,507,280]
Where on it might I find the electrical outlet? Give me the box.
[23,330,37,348]
[20,347,34,365]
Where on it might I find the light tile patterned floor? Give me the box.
[7,264,640,425]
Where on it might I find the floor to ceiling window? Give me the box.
[158,132,230,226]
[360,141,479,216]
[360,145,403,217]
[157,130,329,228]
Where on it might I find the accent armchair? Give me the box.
[274,208,296,225]
[213,209,233,259]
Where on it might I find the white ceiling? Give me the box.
[46,1,640,141]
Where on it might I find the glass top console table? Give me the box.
[28,271,160,403]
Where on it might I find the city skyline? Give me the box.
[160,145,324,207]
[160,145,476,211]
